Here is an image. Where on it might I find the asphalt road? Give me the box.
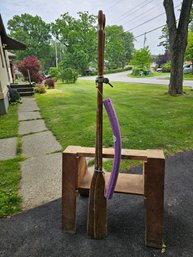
[1,150,193,257]
[79,71,193,88]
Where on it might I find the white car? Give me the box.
[157,67,162,72]
[183,64,193,74]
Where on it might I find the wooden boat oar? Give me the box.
[87,10,107,239]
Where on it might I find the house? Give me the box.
[0,14,26,115]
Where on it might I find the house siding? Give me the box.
[0,36,10,115]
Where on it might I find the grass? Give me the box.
[0,157,21,217]
[0,104,18,139]
[183,74,193,80]
[0,104,22,217]
[36,80,193,160]
[128,71,169,78]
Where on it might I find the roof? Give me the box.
[0,14,26,50]
[7,51,16,58]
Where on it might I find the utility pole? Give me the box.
[143,32,147,48]
[55,39,58,67]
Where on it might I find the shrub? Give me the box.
[161,61,171,72]
[34,84,46,94]
[48,67,59,79]
[131,68,143,76]
[104,66,132,75]
[60,68,78,83]
[44,78,55,89]
[17,56,44,83]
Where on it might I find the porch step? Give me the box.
[19,91,34,97]
[10,83,35,96]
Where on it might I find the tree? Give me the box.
[7,14,52,71]
[156,51,171,67]
[130,47,151,70]
[17,56,43,83]
[105,25,134,69]
[185,31,193,73]
[158,25,170,52]
[163,0,192,95]
[189,8,193,31]
[51,12,97,75]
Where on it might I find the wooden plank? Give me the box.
[77,157,87,186]
[64,146,164,160]
[79,170,144,196]
[144,158,165,248]
[62,153,78,233]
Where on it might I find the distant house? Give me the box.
[0,15,26,115]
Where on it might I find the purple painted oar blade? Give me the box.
[103,98,121,199]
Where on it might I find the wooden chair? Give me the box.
[62,145,165,248]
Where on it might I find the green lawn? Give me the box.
[0,105,18,139]
[0,158,21,217]
[183,74,193,80]
[0,104,21,217]
[36,80,193,159]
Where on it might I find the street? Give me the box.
[79,71,193,88]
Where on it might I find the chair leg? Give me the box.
[62,152,78,233]
[144,158,165,248]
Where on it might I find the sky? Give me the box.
[0,0,182,55]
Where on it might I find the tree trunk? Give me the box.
[164,0,192,96]
[169,39,186,95]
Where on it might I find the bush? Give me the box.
[131,68,143,76]
[17,56,44,83]
[34,84,46,94]
[44,78,55,89]
[161,61,171,72]
[104,66,132,74]
[48,67,59,79]
[60,68,78,83]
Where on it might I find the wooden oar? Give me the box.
[87,10,107,239]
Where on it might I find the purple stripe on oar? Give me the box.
[103,98,122,199]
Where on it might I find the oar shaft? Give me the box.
[95,10,105,171]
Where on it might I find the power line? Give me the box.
[134,18,179,39]
[122,5,158,26]
[134,24,165,39]
[118,0,154,21]
[126,3,181,32]
[109,0,126,9]
[126,12,165,32]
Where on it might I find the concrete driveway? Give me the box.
[79,71,193,88]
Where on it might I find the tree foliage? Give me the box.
[51,12,97,75]
[158,25,170,52]
[185,31,193,64]
[7,14,52,71]
[130,47,151,70]
[105,25,134,69]
[7,11,135,75]
[156,51,171,67]
[17,56,43,83]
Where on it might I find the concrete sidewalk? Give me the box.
[18,97,62,210]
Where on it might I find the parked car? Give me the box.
[157,67,162,72]
[183,64,193,74]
